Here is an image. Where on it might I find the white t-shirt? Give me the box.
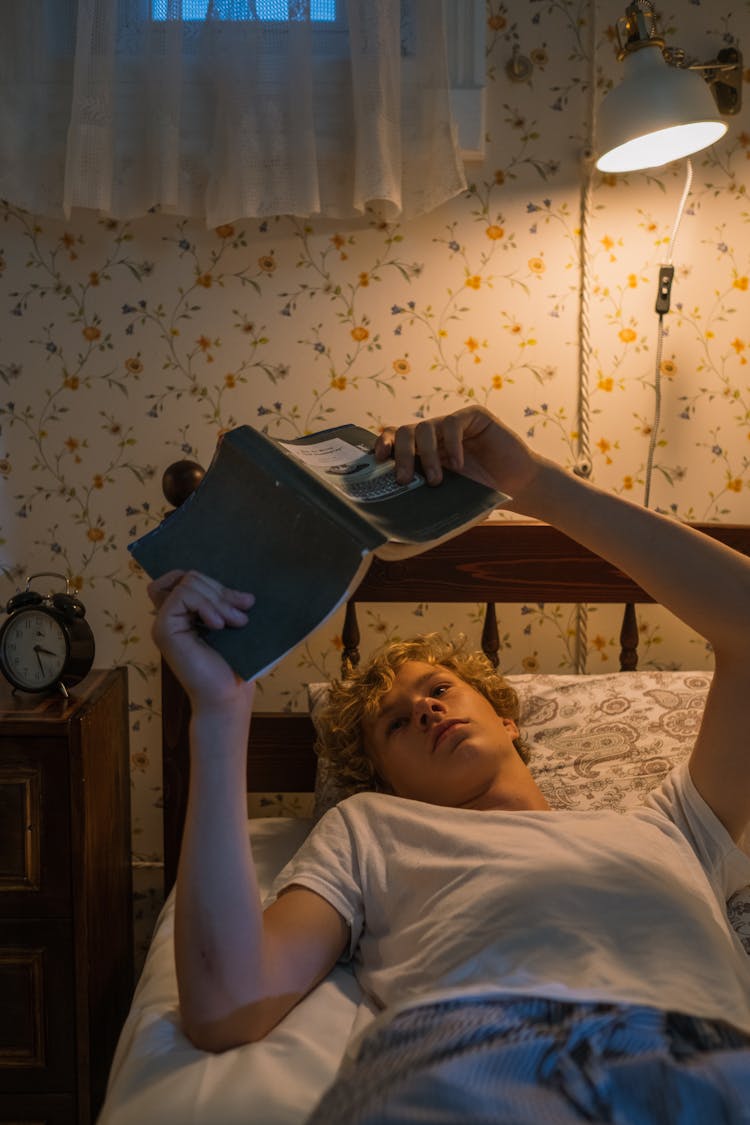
[270,761,750,1033]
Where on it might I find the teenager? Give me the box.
[149,406,750,1123]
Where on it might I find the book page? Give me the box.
[279,435,425,505]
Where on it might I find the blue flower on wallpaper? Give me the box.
[46,342,57,352]
[527,203,540,213]
[448,241,460,252]
[712,444,723,456]
[391,304,404,314]
[314,342,325,352]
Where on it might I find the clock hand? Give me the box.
[34,645,57,657]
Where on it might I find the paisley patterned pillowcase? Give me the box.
[308,671,750,954]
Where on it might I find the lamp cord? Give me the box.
[643,157,692,509]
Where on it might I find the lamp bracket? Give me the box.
[686,47,743,116]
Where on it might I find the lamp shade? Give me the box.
[596,43,727,172]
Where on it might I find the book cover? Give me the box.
[128,422,506,681]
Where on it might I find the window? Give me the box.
[151,1,337,20]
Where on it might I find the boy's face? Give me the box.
[363,660,521,808]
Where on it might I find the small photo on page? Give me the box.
[281,436,424,504]
[333,455,425,505]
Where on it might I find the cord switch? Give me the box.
[655,265,674,315]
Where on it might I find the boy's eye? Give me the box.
[387,716,407,734]
[432,683,451,697]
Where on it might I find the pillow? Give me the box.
[308,671,713,817]
[308,671,750,954]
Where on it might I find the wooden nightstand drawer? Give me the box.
[0,1091,74,1124]
[0,919,75,1094]
[0,744,71,917]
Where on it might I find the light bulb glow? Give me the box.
[596,121,727,173]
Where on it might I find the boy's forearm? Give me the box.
[513,458,750,659]
[174,707,267,1049]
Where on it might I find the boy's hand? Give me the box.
[148,570,255,711]
[375,406,544,508]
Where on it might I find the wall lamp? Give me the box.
[595,1,742,173]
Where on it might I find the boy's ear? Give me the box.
[502,717,520,740]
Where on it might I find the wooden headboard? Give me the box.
[158,459,750,894]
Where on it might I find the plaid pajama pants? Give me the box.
[305,996,750,1124]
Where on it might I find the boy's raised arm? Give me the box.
[149,572,347,1051]
[380,407,750,841]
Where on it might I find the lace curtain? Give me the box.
[0,0,466,226]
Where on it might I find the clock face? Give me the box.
[0,609,68,691]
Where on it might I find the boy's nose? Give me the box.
[417,698,443,725]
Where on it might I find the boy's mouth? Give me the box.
[432,719,467,752]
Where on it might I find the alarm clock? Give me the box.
[0,572,95,696]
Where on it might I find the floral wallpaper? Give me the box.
[1,0,749,963]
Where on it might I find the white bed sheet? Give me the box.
[99,817,368,1125]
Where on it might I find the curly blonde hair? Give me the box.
[314,633,529,796]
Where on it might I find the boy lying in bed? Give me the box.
[149,406,750,1124]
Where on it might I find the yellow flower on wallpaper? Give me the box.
[660,359,677,376]
[727,478,743,492]
[619,327,637,344]
[731,338,745,353]
[492,374,503,389]
[196,273,212,287]
[82,325,101,341]
[215,224,235,238]
[486,225,504,240]
[351,326,369,342]
[87,527,105,542]
[64,375,80,389]
[528,257,545,275]
[466,275,482,289]
[331,375,347,390]
[733,275,748,290]
[258,255,277,273]
[598,376,614,391]
[125,357,143,374]
[393,359,410,375]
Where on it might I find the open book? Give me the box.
[128,423,507,681]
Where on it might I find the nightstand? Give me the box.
[0,668,133,1125]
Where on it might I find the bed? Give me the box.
[99,509,750,1125]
